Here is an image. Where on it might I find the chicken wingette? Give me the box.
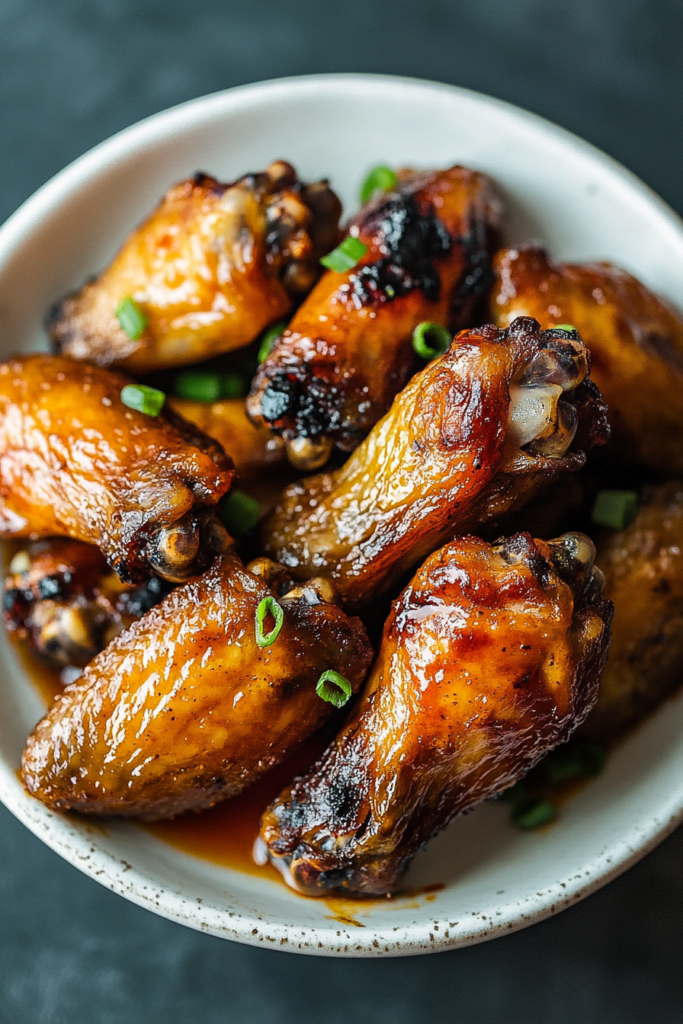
[0,356,233,583]
[248,165,502,469]
[49,162,342,372]
[257,531,612,896]
[491,245,683,474]
[263,317,609,611]
[21,553,373,819]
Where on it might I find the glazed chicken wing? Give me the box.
[257,531,612,896]
[248,165,502,469]
[21,553,373,819]
[491,246,683,474]
[49,162,342,372]
[263,317,609,611]
[582,480,683,738]
[0,356,233,583]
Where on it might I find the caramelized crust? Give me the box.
[582,480,683,738]
[248,166,502,464]
[49,162,342,372]
[0,356,233,582]
[258,533,612,896]
[491,246,683,474]
[169,397,285,480]
[263,318,608,611]
[21,553,373,819]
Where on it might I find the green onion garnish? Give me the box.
[553,323,577,332]
[115,297,148,340]
[258,321,288,364]
[120,384,165,417]
[320,236,368,274]
[218,489,260,537]
[542,739,606,785]
[220,373,247,399]
[591,489,639,530]
[412,321,451,360]
[255,595,284,648]
[174,371,223,403]
[359,165,397,205]
[316,670,352,708]
[512,797,556,830]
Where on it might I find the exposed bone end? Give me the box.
[546,532,605,604]
[31,601,99,668]
[286,435,334,471]
[280,577,339,607]
[147,511,231,582]
[246,557,289,589]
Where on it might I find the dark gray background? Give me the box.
[1,1,683,1021]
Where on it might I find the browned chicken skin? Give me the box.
[0,356,233,583]
[48,162,342,372]
[4,539,169,669]
[263,318,609,612]
[491,246,683,474]
[248,165,503,469]
[257,532,612,896]
[582,480,683,738]
[21,552,373,819]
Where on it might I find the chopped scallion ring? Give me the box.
[411,321,451,360]
[174,371,222,403]
[220,372,247,399]
[320,236,368,274]
[316,670,352,708]
[258,320,288,364]
[120,384,165,417]
[553,323,577,332]
[512,797,556,830]
[591,489,639,530]
[255,595,284,648]
[218,490,260,537]
[359,165,397,205]
[542,739,606,785]
[115,297,148,340]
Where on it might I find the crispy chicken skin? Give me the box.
[248,166,502,469]
[582,481,683,738]
[169,397,285,480]
[4,539,169,669]
[21,553,373,819]
[263,318,609,612]
[48,162,342,373]
[0,356,233,583]
[257,532,612,896]
[491,246,683,474]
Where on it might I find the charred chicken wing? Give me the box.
[257,531,612,896]
[248,165,503,469]
[492,246,683,474]
[21,552,373,819]
[49,162,342,372]
[582,480,683,738]
[263,318,609,611]
[0,356,233,583]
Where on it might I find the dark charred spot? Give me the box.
[4,588,27,620]
[259,371,343,438]
[450,218,497,325]
[121,575,169,618]
[348,193,451,306]
[37,575,64,600]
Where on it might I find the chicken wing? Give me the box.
[48,162,342,372]
[21,553,373,819]
[257,531,612,896]
[247,165,502,469]
[263,317,609,611]
[581,480,683,738]
[4,539,169,669]
[0,356,233,583]
[491,246,683,474]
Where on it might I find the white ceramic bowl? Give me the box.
[2,74,683,958]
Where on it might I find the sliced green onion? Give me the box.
[512,797,556,830]
[553,323,577,332]
[258,320,288,364]
[255,595,284,648]
[320,236,368,274]
[120,384,165,417]
[360,165,397,205]
[218,489,260,537]
[115,297,148,340]
[542,739,606,785]
[316,670,352,708]
[591,489,639,530]
[220,372,247,399]
[174,371,222,403]
[412,321,451,360]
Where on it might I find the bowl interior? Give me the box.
[2,74,683,956]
